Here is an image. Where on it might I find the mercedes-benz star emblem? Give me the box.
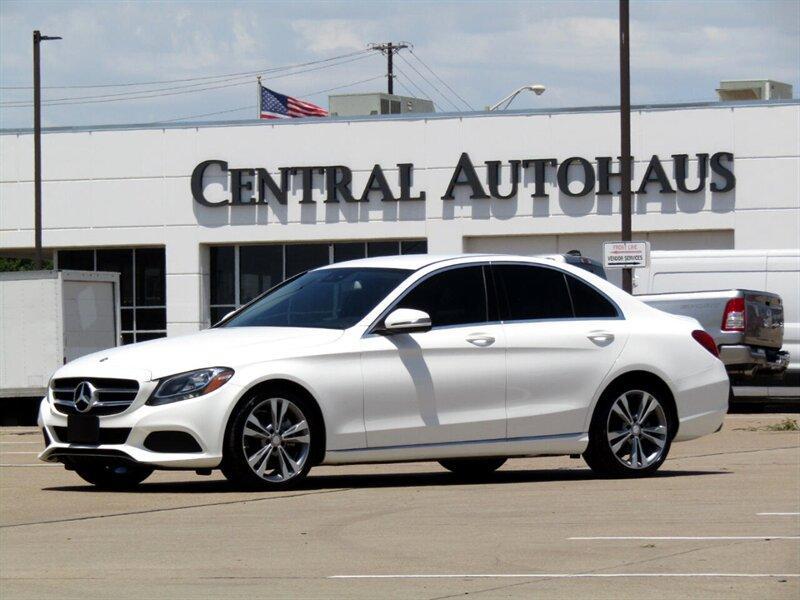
[73,381,98,413]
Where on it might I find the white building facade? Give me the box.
[1,99,798,343]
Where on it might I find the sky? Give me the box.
[0,0,798,129]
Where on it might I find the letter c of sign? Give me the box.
[191,160,230,206]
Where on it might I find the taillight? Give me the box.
[692,329,720,358]
[721,297,745,331]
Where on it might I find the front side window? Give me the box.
[397,266,488,328]
[223,268,411,330]
[494,264,573,321]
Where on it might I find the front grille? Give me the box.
[52,426,131,445]
[51,377,140,416]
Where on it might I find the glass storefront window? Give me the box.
[135,248,166,306]
[57,250,94,271]
[333,242,366,263]
[239,245,282,304]
[97,249,133,306]
[56,247,166,344]
[210,246,235,305]
[285,243,329,278]
[367,241,400,257]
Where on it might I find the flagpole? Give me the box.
[256,75,261,119]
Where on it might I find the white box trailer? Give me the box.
[0,270,121,398]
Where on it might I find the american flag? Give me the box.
[259,84,328,119]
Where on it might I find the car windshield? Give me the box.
[222,267,412,329]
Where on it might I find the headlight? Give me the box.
[147,367,234,406]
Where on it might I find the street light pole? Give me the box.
[33,30,61,269]
[488,84,546,111]
[619,1,633,293]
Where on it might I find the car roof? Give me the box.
[321,253,563,271]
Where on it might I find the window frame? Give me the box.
[489,261,623,323]
[365,262,497,336]
[56,247,167,343]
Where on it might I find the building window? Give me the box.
[209,239,426,325]
[57,248,166,344]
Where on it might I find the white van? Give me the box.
[634,250,799,401]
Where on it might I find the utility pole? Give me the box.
[368,42,410,94]
[33,30,61,269]
[618,1,633,293]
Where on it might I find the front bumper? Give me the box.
[38,383,243,470]
[718,345,789,376]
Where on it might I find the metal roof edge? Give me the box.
[2,98,798,136]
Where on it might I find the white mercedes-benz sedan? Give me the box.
[39,254,729,489]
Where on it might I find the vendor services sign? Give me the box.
[603,241,651,269]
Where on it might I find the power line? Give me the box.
[408,48,474,111]
[131,74,387,125]
[395,53,461,111]
[151,105,255,124]
[392,68,440,111]
[0,49,371,90]
[391,64,432,101]
[1,53,375,107]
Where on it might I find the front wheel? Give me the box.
[72,460,153,490]
[222,392,318,490]
[438,457,507,477]
[583,384,673,477]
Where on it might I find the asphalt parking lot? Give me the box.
[1,414,798,599]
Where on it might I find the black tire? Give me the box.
[72,460,153,490]
[583,380,674,478]
[221,389,320,490]
[438,457,507,477]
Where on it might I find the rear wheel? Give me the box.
[222,391,317,490]
[583,383,673,477]
[438,457,507,477]
[72,460,153,490]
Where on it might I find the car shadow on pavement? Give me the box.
[44,468,728,494]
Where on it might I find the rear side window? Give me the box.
[493,265,572,320]
[566,275,618,318]
[398,266,487,327]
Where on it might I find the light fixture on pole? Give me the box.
[488,84,546,111]
[33,30,62,269]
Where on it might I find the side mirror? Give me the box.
[379,308,432,334]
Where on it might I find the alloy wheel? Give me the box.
[606,389,668,469]
[241,397,311,482]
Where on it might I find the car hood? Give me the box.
[56,327,345,381]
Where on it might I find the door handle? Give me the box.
[466,334,495,347]
[587,331,615,345]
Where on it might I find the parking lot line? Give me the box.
[0,451,40,455]
[0,464,56,467]
[0,442,41,445]
[757,512,800,516]
[569,536,800,541]
[329,573,800,579]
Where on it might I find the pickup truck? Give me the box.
[634,290,788,379]
[543,253,789,393]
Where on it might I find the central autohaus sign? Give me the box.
[191,152,734,206]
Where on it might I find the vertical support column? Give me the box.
[426,221,464,254]
[165,239,207,337]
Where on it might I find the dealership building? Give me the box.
[1,98,798,343]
